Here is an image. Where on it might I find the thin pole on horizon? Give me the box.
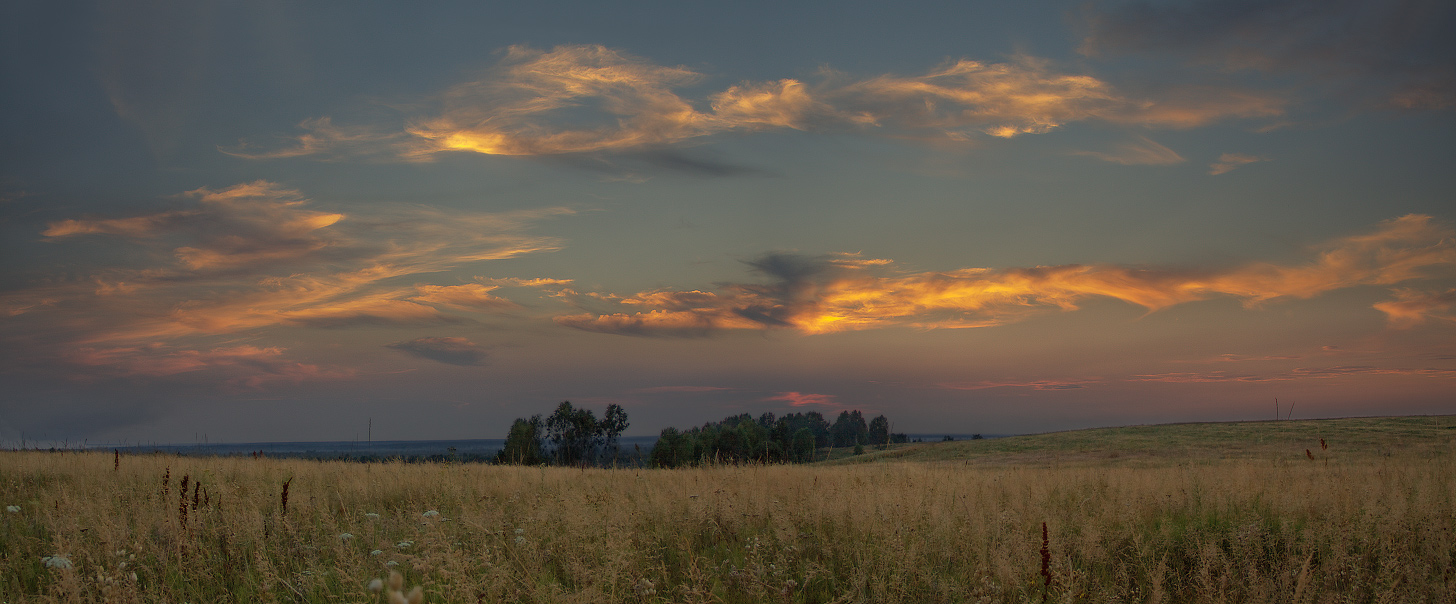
[1287,401,1295,421]
[1275,398,1279,421]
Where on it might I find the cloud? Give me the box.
[1080,0,1456,110]
[410,283,518,311]
[1074,136,1185,165]
[1209,153,1268,175]
[45,181,344,271]
[633,385,734,393]
[557,215,1456,336]
[938,379,1097,391]
[5,182,569,382]
[65,344,349,387]
[763,391,839,407]
[1373,288,1456,328]
[1130,365,1456,383]
[386,337,489,366]
[233,45,1286,161]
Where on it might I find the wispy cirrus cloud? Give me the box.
[229,45,1286,161]
[386,337,490,366]
[556,215,1456,337]
[410,283,518,311]
[1209,153,1268,175]
[1074,136,1185,165]
[1373,288,1456,328]
[938,379,1098,391]
[64,344,350,387]
[1131,365,1456,383]
[763,391,839,407]
[4,182,570,383]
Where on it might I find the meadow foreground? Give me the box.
[2,419,1454,603]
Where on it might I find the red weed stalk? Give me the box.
[178,475,190,526]
[1040,521,1052,600]
[281,478,292,517]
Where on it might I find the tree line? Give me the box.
[497,403,906,468]
[496,401,629,466]
[650,410,906,468]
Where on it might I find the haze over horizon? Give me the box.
[3,0,1453,445]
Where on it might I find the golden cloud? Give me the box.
[235,45,1287,160]
[410,283,518,311]
[1373,288,1456,328]
[559,215,1455,336]
[15,183,570,368]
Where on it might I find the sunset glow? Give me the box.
[2,0,1452,443]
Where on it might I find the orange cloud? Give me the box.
[235,45,1286,160]
[1373,288,1456,328]
[410,283,517,311]
[44,181,343,271]
[66,344,349,386]
[559,215,1455,336]
[1209,152,1268,175]
[763,391,839,407]
[839,56,1124,138]
[19,183,569,349]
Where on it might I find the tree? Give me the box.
[546,401,599,466]
[868,415,890,448]
[497,415,544,465]
[600,404,629,465]
[791,428,816,462]
[651,427,686,468]
[830,410,869,447]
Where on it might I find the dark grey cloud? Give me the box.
[386,336,489,366]
[1080,0,1456,109]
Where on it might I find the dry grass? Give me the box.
[2,419,1454,603]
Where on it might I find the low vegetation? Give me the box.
[2,416,1453,603]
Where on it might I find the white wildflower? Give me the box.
[514,528,525,535]
[42,555,73,570]
[365,512,381,520]
[384,560,398,567]
[338,533,354,543]
[370,549,384,556]
[515,536,526,545]
[421,510,440,518]
[5,505,20,513]
[395,540,413,549]
[634,578,656,596]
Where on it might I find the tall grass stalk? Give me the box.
[1,448,1452,603]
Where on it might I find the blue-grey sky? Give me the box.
[2,0,1453,444]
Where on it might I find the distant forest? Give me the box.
[497,401,906,468]
[651,410,907,468]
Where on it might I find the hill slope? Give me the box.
[826,414,1456,465]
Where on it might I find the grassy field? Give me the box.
[2,415,1453,603]
[829,414,1456,465]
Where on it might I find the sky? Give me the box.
[2,0,1453,445]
